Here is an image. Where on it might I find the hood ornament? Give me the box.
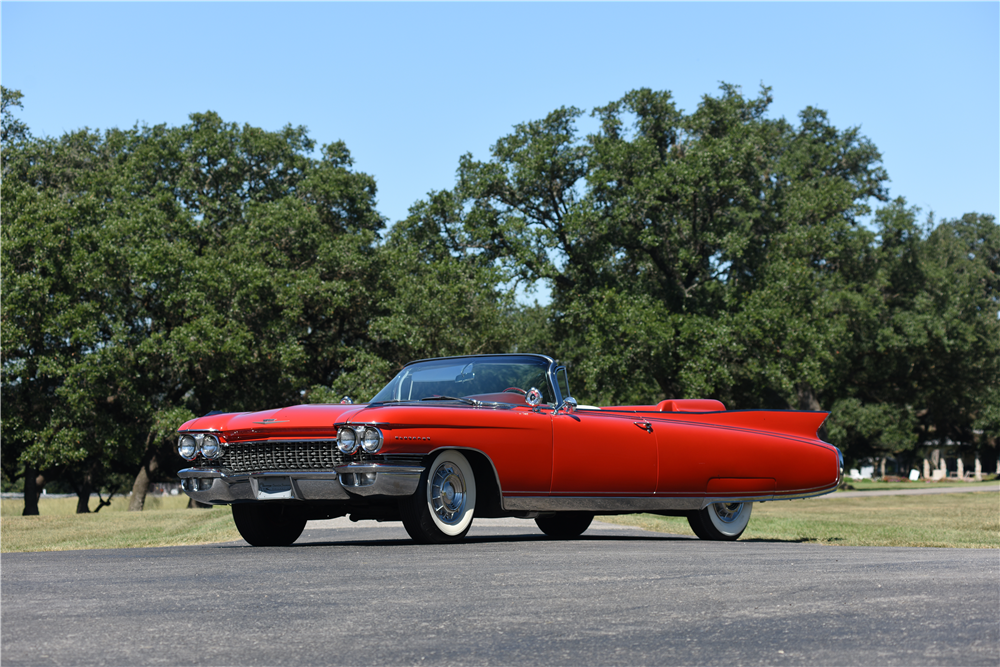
[252,418,288,424]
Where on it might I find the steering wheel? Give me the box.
[502,387,527,395]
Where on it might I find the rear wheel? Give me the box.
[400,450,477,544]
[232,503,307,546]
[687,502,752,541]
[535,512,594,539]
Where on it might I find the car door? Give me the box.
[550,410,657,495]
[475,406,554,494]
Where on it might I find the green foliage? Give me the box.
[1,86,30,150]
[1,98,390,495]
[819,204,1000,461]
[825,398,919,457]
[1,90,520,501]
[409,85,890,407]
[2,83,996,497]
[404,84,999,461]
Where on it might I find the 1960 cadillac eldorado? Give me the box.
[177,354,843,545]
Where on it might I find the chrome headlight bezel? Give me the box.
[178,433,225,461]
[200,434,223,460]
[361,426,383,453]
[177,435,198,461]
[337,427,359,454]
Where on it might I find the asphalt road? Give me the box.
[3,517,998,667]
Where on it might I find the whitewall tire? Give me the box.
[400,450,477,543]
[687,501,752,541]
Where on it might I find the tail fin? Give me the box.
[682,410,830,441]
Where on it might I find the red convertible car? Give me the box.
[177,354,843,546]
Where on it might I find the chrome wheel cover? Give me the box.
[430,462,467,524]
[712,502,745,523]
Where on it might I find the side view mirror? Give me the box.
[525,387,543,407]
[340,396,353,404]
[559,397,578,414]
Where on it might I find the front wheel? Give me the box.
[400,450,477,544]
[232,503,307,546]
[535,512,594,539]
[687,501,752,541]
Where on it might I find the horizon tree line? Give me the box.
[2,85,997,514]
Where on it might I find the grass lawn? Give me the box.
[2,488,997,553]
[1,494,191,516]
[602,492,1000,548]
[1,496,240,553]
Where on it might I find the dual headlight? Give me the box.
[337,425,383,454]
[177,433,224,461]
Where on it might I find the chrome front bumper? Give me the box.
[177,463,424,504]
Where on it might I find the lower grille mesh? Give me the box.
[217,440,348,474]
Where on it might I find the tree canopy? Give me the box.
[2,84,997,512]
[398,85,998,466]
[0,87,512,512]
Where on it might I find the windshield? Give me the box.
[369,356,556,405]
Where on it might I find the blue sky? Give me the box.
[3,2,997,234]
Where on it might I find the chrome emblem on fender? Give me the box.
[253,419,289,424]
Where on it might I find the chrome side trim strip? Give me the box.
[766,486,840,503]
[502,496,705,512]
[502,486,840,513]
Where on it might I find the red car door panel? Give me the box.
[552,412,657,494]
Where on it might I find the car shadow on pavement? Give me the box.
[739,536,845,544]
[208,532,700,549]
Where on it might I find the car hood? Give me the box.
[178,403,366,438]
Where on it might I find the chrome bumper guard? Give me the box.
[177,463,424,504]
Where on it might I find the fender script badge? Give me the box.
[253,419,289,424]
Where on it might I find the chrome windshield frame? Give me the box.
[371,353,567,408]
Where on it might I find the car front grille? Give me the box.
[215,440,349,474]
[192,441,428,474]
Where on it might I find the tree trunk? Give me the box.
[974,453,982,481]
[128,454,159,511]
[75,470,93,514]
[922,458,930,480]
[957,457,965,479]
[879,457,886,479]
[22,468,45,516]
[128,432,159,512]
